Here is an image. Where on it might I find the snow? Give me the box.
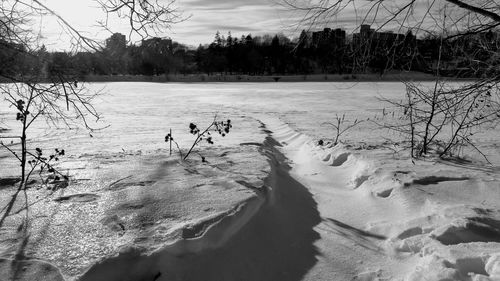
[263,115,500,281]
[1,81,500,280]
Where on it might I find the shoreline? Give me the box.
[1,72,479,84]
[83,72,453,83]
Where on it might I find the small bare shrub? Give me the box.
[322,113,363,145]
[165,115,232,162]
[381,80,500,162]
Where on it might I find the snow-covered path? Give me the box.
[265,118,500,281]
[78,132,321,281]
[266,118,410,280]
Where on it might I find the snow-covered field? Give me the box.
[1,82,500,281]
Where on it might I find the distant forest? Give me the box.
[1,26,499,79]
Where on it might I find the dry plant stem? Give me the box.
[183,115,218,160]
[25,151,67,180]
[440,91,481,157]
[421,11,446,156]
[0,142,21,162]
[19,88,33,191]
[406,86,415,158]
[323,114,363,145]
[173,140,183,160]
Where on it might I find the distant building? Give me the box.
[105,33,126,55]
[141,37,173,54]
[353,24,414,47]
[360,24,374,37]
[375,31,405,45]
[311,28,346,49]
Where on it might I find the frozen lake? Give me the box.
[3,80,499,173]
[0,81,405,159]
[3,80,500,176]
[92,81,405,151]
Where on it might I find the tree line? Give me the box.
[2,28,499,80]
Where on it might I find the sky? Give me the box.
[38,0,307,50]
[36,0,452,51]
[171,0,302,45]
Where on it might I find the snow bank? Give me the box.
[0,141,270,280]
[262,116,500,281]
[79,136,322,281]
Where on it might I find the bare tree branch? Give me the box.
[445,0,500,23]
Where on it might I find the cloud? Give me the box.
[182,0,275,10]
[170,1,298,45]
[202,25,260,33]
